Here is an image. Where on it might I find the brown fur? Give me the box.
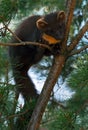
[9,11,66,101]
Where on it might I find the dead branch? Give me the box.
[3,23,22,43]
[0,109,29,122]
[69,44,88,56]
[50,99,67,109]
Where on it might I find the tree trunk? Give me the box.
[27,55,66,130]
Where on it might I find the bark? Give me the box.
[27,55,66,130]
[63,0,76,46]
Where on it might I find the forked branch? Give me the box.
[27,0,77,130]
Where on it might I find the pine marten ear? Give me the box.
[57,11,66,23]
[36,18,48,29]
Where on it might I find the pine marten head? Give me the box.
[36,11,66,45]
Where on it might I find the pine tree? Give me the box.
[0,0,88,130]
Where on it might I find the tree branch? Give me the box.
[69,45,88,56]
[3,22,22,43]
[0,109,29,122]
[62,0,76,49]
[68,21,88,51]
[0,23,51,50]
[0,41,51,50]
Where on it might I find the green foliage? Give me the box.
[0,83,16,130]
[62,57,75,81]
[0,0,17,22]
[67,54,88,129]
[14,99,37,130]
[67,54,88,112]
[0,0,66,19]
[17,0,65,12]
[46,109,76,130]
[0,47,8,77]
[0,81,37,130]
[42,55,88,130]
[68,54,88,90]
